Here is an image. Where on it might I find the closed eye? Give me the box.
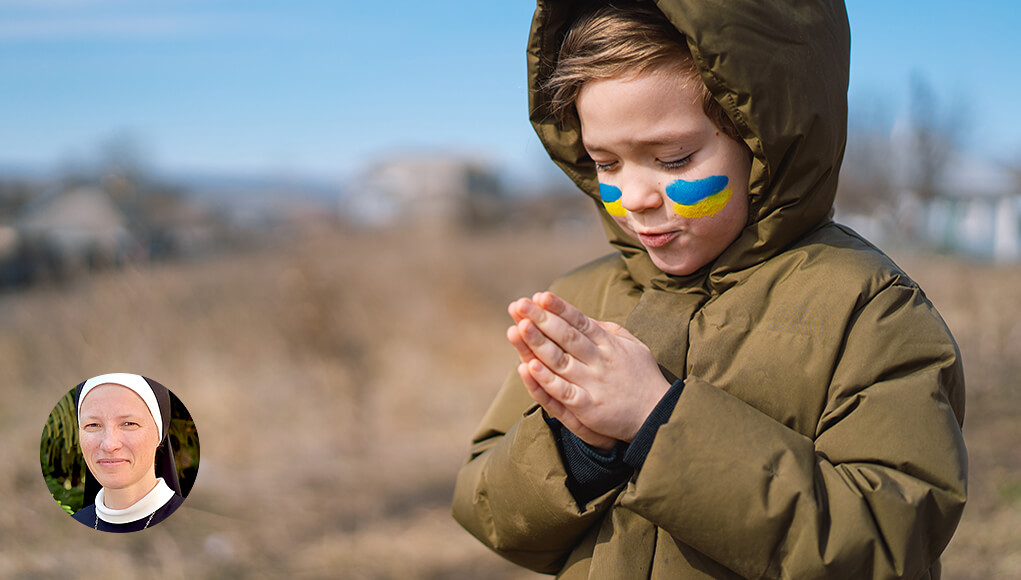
[593,160,618,172]
[659,155,692,170]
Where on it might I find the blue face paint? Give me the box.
[599,182,627,217]
[665,175,732,219]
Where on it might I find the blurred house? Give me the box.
[838,152,1020,263]
[901,157,1020,263]
[0,181,236,287]
[2,185,142,285]
[342,153,505,228]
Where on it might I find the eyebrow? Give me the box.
[80,414,146,422]
[583,131,699,152]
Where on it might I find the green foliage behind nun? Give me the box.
[40,389,86,514]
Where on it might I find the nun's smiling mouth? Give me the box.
[96,458,130,467]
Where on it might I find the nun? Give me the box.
[71,373,186,532]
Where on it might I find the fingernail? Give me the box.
[520,321,535,338]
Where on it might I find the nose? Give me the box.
[100,428,123,452]
[619,169,664,213]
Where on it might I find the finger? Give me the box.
[518,363,578,423]
[507,297,533,324]
[517,318,574,374]
[593,319,642,344]
[598,320,653,353]
[517,362,561,412]
[517,298,599,364]
[506,325,537,363]
[519,359,566,405]
[534,292,605,338]
[527,358,583,406]
[518,363,617,450]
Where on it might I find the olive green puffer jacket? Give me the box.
[452,1,966,578]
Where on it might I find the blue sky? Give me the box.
[1,0,1019,183]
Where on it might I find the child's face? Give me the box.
[576,69,752,276]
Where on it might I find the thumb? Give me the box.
[595,320,645,346]
[595,319,630,337]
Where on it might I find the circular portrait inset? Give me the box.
[40,373,199,532]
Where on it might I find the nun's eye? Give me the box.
[122,421,141,429]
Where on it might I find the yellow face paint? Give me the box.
[666,175,732,219]
[599,183,628,217]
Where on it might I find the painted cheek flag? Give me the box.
[600,176,732,219]
[666,175,732,218]
[599,183,628,217]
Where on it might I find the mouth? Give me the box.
[96,458,129,467]
[637,230,679,248]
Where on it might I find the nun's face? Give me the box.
[79,384,161,492]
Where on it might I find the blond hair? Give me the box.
[545,2,739,140]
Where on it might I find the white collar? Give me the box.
[95,478,176,524]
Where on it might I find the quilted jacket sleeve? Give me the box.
[451,371,622,574]
[620,281,967,579]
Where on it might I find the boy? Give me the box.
[453,2,966,578]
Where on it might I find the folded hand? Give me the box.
[506,292,670,451]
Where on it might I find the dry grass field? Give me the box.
[1,216,1018,579]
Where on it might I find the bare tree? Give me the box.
[905,74,967,201]
[836,93,896,216]
[1005,155,1021,191]
[98,132,150,213]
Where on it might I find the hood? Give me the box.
[528,0,850,285]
